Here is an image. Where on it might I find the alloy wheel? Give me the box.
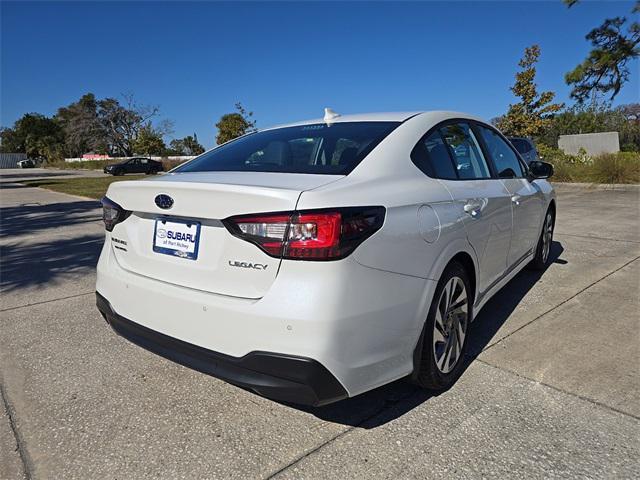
[433,276,468,374]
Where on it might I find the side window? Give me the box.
[479,127,524,178]
[440,123,491,179]
[411,130,457,179]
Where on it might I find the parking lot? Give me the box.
[1,169,638,479]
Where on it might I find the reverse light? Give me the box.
[224,207,385,260]
[101,196,131,232]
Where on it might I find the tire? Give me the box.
[529,208,554,271]
[114,169,124,176]
[413,261,472,390]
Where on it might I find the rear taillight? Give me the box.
[101,196,131,232]
[223,207,385,260]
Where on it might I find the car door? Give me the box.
[477,125,544,267]
[139,158,150,173]
[125,158,140,173]
[131,159,145,173]
[413,122,513,294]
[121,159,134,173]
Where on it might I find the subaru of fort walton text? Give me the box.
[96,110,555,406]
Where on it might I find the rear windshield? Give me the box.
[509,138,532,154]
[174,121,400,175]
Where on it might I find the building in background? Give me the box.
[558,132,620,156]
[0,153,28,169]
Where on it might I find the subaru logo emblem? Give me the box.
[155,194,174,210]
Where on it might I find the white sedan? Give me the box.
[96,110,555,406]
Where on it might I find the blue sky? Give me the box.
[2,1,638,148]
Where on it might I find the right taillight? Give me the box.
[223,207,385,261]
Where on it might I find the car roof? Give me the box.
[263,110,485,131]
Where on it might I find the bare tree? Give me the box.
[97,93,163,156]
[56,93,106,156]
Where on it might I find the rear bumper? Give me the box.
[96,238,435,398]
[96,292,348,406]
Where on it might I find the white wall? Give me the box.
[65,156,196,163]
[558,132,620,156]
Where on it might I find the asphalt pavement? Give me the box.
[1,171,638,479]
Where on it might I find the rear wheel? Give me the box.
[529,209,554,270]
[414,261,471,390]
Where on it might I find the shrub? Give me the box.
[161,159,187,171]
[589,152,640,184]
[45,159,119,170]
[537,145,639,184]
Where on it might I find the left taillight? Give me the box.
[101,196,131,232]
[223,206,385,261]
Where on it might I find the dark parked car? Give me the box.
[508,137,539,164]
[104,157,164,176]
[17,159,36,168]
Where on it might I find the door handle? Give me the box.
[463,201,482,217]
[511,195,521,205]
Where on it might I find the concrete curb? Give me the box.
[552,181,640,190]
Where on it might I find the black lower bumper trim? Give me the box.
[96,292,347,406]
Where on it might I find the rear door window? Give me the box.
[440,123,491,179]
[411,130,457,179]
[411,121,492,180]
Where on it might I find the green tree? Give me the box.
[536,102,640,151]
[496,45,564,137]
[215,102,256,145]
[169,134,205,155]
[131,123,167,155]
[564,1,640,103]
[186,133,205,155]
[0,113,65,160]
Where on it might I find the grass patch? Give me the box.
[22,175,147,199]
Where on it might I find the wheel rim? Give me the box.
[433,276,468,374]
[541,212,553,264]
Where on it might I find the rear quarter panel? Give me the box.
[297,172,474,282]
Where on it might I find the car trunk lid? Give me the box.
[105,172,342,298]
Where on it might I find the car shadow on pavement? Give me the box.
[0,200,101,238]
[292,241,566,429]
[0,234,103,293]
[466,241,566,357]
[0,182,33,190]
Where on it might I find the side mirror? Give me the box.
[528,160,553,180]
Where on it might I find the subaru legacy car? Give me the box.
[96,111,555,406]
